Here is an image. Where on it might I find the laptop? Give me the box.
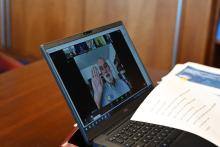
[41,21,216,147]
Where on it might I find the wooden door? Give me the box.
[177,0,219,65]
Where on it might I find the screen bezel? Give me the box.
[41,21,154,145]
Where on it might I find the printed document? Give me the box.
[131,63,220,146]
[163,62,220,95]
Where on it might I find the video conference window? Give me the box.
[63,34,132,109]
[50,29,149,126]
[64,34,131,109]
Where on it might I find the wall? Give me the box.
[9,0,178,70]
[4,0,219,70]
[10,0,84,59]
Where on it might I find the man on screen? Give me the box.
[91,57,130,109]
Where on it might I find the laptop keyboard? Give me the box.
[107,120,182,147]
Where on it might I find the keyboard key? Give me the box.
[152,139,160,144]
[160,142,169,147]
[144,126,151,130]
[153,127,161,132]
[113,133,120,137]
[134,141,145,147]
[142,138,150,144]
[158,125,164,129]
[124,140,135,147]
[145,142,157,147]
[119,130,125,134]
[161,132,168,137]
[132,136,139,141]
[156,135,164,141]
[144,135,153,141]
[150,131,157,136]
[136,132,144,137]
[135,125,141,129]
[121,135,128,140]
[115,138,124,144]
[123,126,129,131]
[108,137,115,142]
[139,122,145,126]
[141,129,148,134]
[164,128,172,133]
[125,132,133,137]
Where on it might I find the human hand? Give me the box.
[91,66,103,108]
[61,143,78,147]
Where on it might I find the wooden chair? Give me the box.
[0,51,23,73]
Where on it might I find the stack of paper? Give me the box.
[131,62,220,146]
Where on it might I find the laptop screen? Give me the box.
[44,23,152,132]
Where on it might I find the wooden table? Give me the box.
[0,60,168,146]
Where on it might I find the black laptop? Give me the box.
[41,21,216,147]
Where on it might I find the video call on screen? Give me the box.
[49,30,147,126]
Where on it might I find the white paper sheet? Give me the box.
[131,66,220,146]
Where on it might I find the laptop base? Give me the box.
[61,127,91,147]
[69,129,91,147]
[62,127,103,147]
[62,123,216,147]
